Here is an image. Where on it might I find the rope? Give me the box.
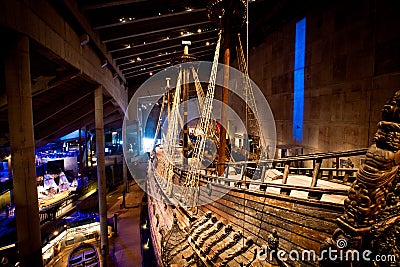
[164,70,182,163]
[152,93,166,151]
[181,30,223,206]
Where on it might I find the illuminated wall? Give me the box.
[293,17,306,143]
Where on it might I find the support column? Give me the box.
[78,128,84,185]
[123,153,128,190]
[5,35,43,267]
[85,126,89,169]
[95,87,109,265]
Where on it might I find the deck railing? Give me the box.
[153,148,368,202]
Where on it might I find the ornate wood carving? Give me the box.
[321,90,400,267]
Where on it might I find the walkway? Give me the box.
[108,181,145,267]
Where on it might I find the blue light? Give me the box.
[294,18,306,70]
[58,129,82,141]
[293,17,306,142]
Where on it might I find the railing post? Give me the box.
[280,162,291,195]
[335,156,339,179]
[310,158,322,187]
[282,162,290,184]
[225,164,229,178]
[240,165,245,178]
[260,165,266,183]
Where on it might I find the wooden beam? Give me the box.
[119,46,215,68]
[121,58,171,72]
[62,0,126,85]
[36,100,118,142]
[33,90,93,127]
[86,104,121,130]
[123,62,171,76]
[81,0,147,11]
[95,9,207,30]
[1,0,128,110]
[32,71,80,97]
[120,48,214,72]
[0,72,80,112]
[109,29,217,53]
[102,21,212,43]
[125,49,214,78]
[35,103,95,141]
[114,37,217,61]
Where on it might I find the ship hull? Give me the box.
[146,159,345,266]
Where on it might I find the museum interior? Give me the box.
[0,0,399,267]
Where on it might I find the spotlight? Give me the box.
[80,34,90,46]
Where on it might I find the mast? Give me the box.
[182,41,190,168]
[166,77,171,130]
[175,40,196,168]
[207,0,247,175]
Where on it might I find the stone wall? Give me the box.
[248,0,400,156]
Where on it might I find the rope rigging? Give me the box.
[236,33,264,160]
[180,30,223,206]
[163,69,183,164]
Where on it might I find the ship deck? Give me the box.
[154,147,351,205]
[226,173,349,204]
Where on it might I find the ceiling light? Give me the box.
[180,31,184,35]
[80,34,90,46]
[130,59,136,63]
[158,12,161,16]
[186,8,192,12]
[125,44,131,49]
[136,57,142,61]
[197,28,202,33]
[101,60,108,68]
[206,41,210,46]
[149,72,153,76]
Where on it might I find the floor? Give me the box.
[108,181,145,267]
[46,180,145,267]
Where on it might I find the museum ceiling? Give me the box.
[0,0,310,151]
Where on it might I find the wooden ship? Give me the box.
[132,1,400,266]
